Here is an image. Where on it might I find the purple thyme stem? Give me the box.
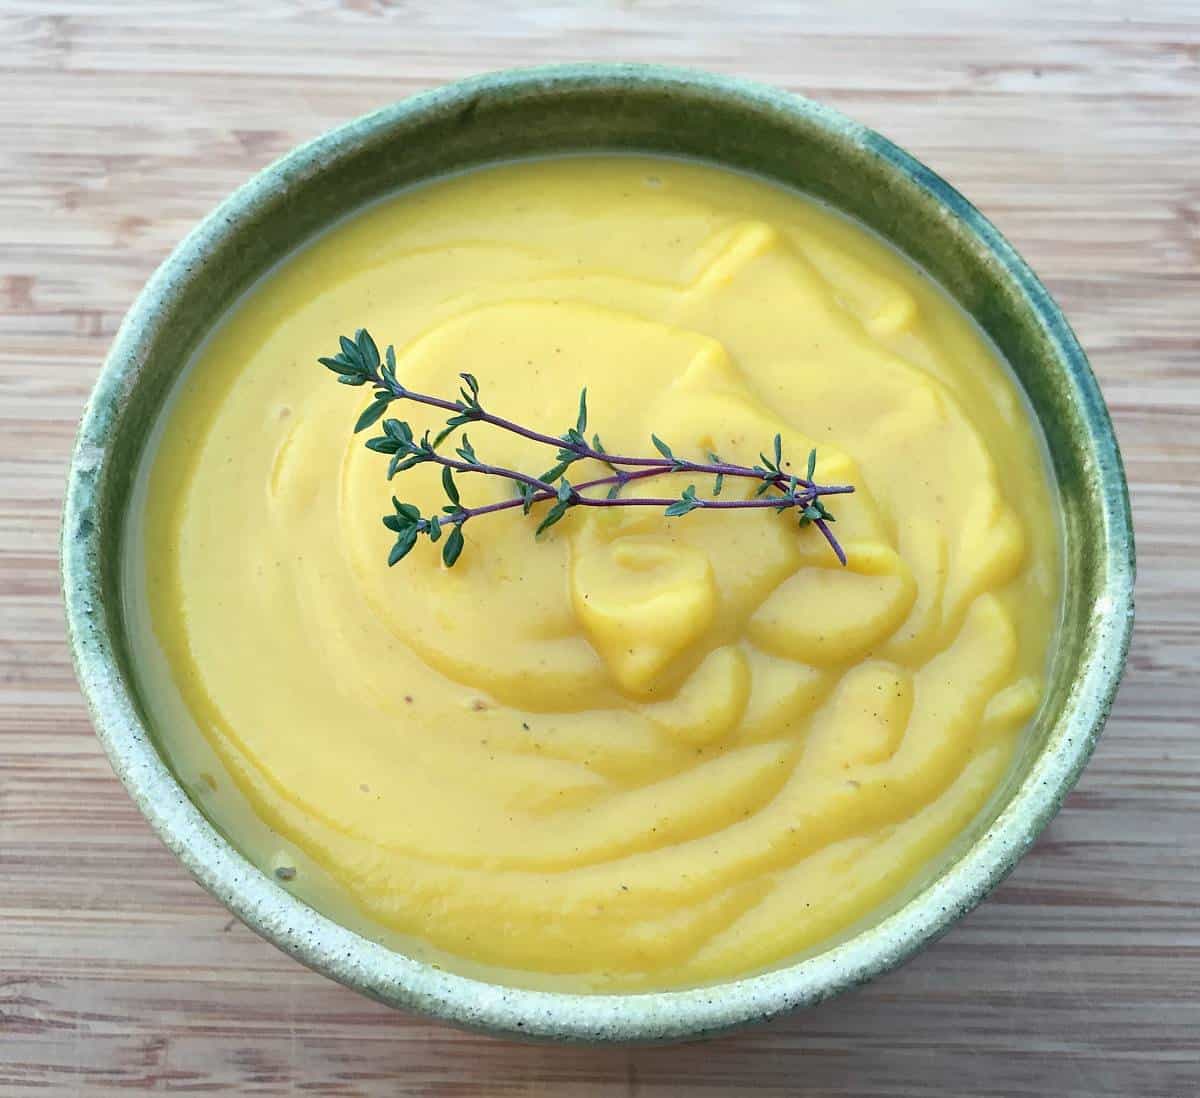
[429,483,827,528]
[420,450,557,496]
[428,483,849,566]
[391,388,852,563]
[419,452,854,518]
[431,459,850,561]
[813,517,847,566]
[574,468,665,492]
[410,467,669,531]
[416,449,850,510]
[571,494,824,510]
[555,468,854,501]
[367,369,853,496]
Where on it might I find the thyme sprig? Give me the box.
[320,329,853,568]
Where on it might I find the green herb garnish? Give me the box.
[320,328,853,568]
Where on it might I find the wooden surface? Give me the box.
[1,2,1197,1094]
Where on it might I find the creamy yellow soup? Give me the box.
[125,156,1060,991]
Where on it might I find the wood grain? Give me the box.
[1,2,1197,1094]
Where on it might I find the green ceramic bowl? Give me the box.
[62,65,1134,1042]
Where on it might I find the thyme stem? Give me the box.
[319,328,853,567]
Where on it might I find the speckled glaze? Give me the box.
[62,65,1134,1043]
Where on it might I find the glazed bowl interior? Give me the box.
[62,65,1133,1042]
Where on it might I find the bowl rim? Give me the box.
[62,62,1135,1042]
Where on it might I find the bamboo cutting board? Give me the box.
[1,3,1197,1094]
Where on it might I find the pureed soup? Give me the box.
[124,156,1060,992]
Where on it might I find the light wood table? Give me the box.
[2,3,1196,1094]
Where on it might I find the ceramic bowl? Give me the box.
[62,65,1134,1042]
